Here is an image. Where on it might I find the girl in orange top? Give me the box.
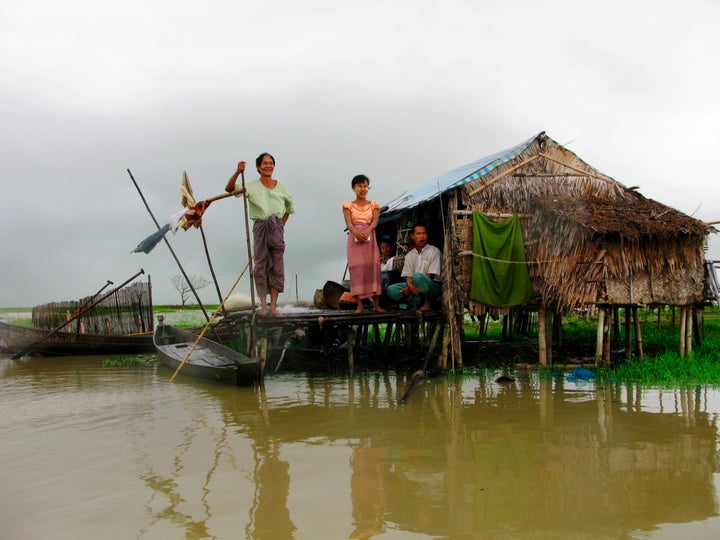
[342,174,384,313]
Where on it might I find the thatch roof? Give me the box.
[533,194,712,240]
[380,131,715,310]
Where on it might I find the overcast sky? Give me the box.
[1,0,719,307]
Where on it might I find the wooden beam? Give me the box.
[537,152,617,186]
[452,210,530,218]
[512,173,592,177]
[468,155,542,195]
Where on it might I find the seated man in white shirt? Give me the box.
[386,224,442,311]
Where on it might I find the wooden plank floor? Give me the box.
[211,307,444,373]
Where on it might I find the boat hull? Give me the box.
[0,320,155,356]
[153,323,260,386]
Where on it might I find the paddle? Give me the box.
[12,269,145,359]
[170,261,251,382]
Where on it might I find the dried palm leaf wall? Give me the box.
[450,134,710,313]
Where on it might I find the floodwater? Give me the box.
[1,355,720,540]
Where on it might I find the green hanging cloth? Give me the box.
[469,212,535,307]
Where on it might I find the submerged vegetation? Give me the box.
[102,355,156,367]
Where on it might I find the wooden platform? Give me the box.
[212,307,446,374]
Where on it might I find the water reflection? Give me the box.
[1,356,720,539]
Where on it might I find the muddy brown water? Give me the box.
[2,354,720,539]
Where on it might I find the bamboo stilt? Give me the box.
[679,307,687,358]
[260,337,268,377]
[602,307,611,367]
[545,309,553,366]
[424,323,443,371]
[348,325,357,373]
[685,307,693,357]
[440,325,450,370]
[633,307,644,360]
[624,308,632,359]
[595,307,605,367]
[538,307,547,367]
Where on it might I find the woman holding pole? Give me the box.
[225,153,294,317]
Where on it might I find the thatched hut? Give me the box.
[377,132,715,367]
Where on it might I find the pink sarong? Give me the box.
[346,223,381,300]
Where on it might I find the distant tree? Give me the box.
[170,274,211,307]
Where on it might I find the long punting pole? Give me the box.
[240,170,256,311]
[199,224,226,314]
[170,260,251,382]
[127,169,211,323]
[12,269,145,359]
[71,279,114,333]
[182,171,227,313]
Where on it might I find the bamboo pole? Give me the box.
[169,261,250,382]
[633,307,644,360]
[440,325,450,370]
[127,169,211,322]
[348,325,357,373]
[538,307,547,366]
[260,337,268,377]
[685,307,693,357]
[181,171,226,312]
[545,309,553,366]
[11,270,145,359]
[595,307,605,366]
[468,155,541,196]
[679,306,687,358]
[537,152,617,186]
[624,307,632,359]
[240,170,256,311]
[602,307,611,367]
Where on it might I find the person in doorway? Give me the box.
[342,174,384,313]
[225,153,294,317]
[386,224,442,311]
[379,238,395,272]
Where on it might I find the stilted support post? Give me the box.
[685,307,693,357]
[595,307,605,367]
[259,337,268,378]
[679,306,687,358]
[624,307,632,359]
[633,307,644,360]
[545,309,553,366]
[348,325,357,373]
[538,307,548,367]
[602,307,611,367]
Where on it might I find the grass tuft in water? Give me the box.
[102,355,156,367]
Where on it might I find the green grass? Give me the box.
[102,355,156,367]
[459,306,720,386]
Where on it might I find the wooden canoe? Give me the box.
[0,320,155,356]
[153,321,260,386]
